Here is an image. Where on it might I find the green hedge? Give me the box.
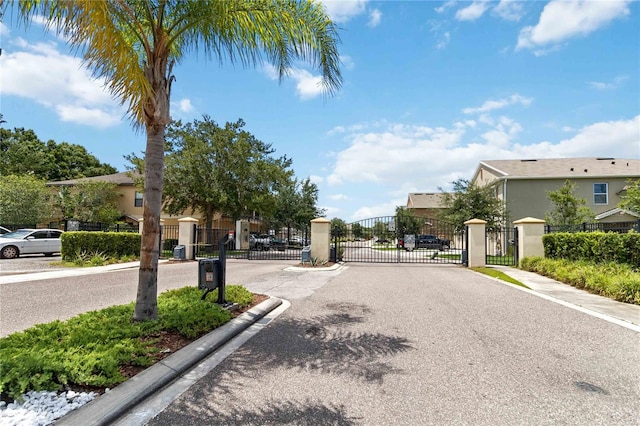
[542,231,640,267]
[61,231,141,261]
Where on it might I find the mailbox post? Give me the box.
[198,232,233,306]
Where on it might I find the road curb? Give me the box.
[57,296,283,426]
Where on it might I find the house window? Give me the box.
[134,191,143,207]
[593,183,608,205]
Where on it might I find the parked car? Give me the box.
[416,234,450,250]
[398,234,450,251]
[289,236,309,247]
[0,226,10,235]
[265,235,287,251]
[0,229,64,259]
[249,234,270,251]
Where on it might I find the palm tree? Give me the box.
[6,0,342,320]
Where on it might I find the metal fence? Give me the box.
[485,227,518,266]
[545,220,640,234]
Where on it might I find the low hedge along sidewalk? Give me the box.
[61,231,141,261]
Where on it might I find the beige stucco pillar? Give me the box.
[236,219,250,250]
[464,218,486,267]
[178,217,199,260]
[310,217,331,262]
[514,217,546,264]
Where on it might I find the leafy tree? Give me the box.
[439,178,506,231]
[395,206,422,237]
[372,220,393,241]
[330,217,347,237]
[0,128,116,180]
[9,1,342,321]
[55,181,122,223]
[545,180,595,226]
[619,179,640,215]
[0,175,54,225]
[351,222,365,239]
[272,177,323,238]
[159,116,292,229]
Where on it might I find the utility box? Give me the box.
[173,245,186,260]
[198,258,221,290]
[301,246,311,263]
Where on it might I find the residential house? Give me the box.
[47,172,233,228]
[470,157,640,225]
[405,193,447,218]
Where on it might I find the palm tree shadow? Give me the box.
[149,301,414,424]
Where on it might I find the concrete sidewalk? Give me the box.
[489,265,640,330]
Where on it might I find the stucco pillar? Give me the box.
[514,217,546,264]
[310,218,331,262]
[178,217,199,260]
[236,220,250,250]
[464,218,487,267]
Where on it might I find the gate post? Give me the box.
[513,217,545,265]
[178,217,199,260]
[464,218,486,267]
[310,218,331,263]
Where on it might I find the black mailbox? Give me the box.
[198,258,221,290]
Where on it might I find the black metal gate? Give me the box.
[485,227,518,266]
[193,225,309,261]
[338,216,465,264]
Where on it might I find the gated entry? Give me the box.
[339,216,465,264]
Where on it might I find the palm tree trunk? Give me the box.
[133,123,165,321]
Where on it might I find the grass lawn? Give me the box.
[470,267,528,288]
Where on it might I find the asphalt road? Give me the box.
[0,260,306,337]
[2,261,639,425]
[147,263,640,426]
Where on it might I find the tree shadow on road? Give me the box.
[149,301,413,424]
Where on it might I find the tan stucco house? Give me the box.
[405,193,447,218]
[471,157,640,224]
[47,171,231,227]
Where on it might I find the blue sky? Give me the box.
[1,1,639,222]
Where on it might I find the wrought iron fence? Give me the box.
[485,227,518,266]
[544,220,640,234]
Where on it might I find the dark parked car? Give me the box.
[398,234,450,251]
[416,234,450,250]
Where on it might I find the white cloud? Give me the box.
[463,94,532,114]
[435,1,457,14]
[323,116,639,210]
[177,98,194,113]
[437,32,451,50]
[517,0,631,51]
[588,75,628,90]
[0,22,9,36]
[263,64,324,100]
[309,175,324,185]
[368,9,382,28]
[0,39,123,128]
[319,0,367,23]
[493,0,525,21]
[455,1,490,21]
[329,194,349,201]
[340,55,356,70]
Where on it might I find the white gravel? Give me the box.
[0,390,97,426]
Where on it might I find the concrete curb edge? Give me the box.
[57,296,283,426]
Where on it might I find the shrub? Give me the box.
[0,285,256,399]
[543,231,640,267]
[520,257,640,304]
[61,231,140,261]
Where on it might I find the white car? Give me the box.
[0,229,64,259]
